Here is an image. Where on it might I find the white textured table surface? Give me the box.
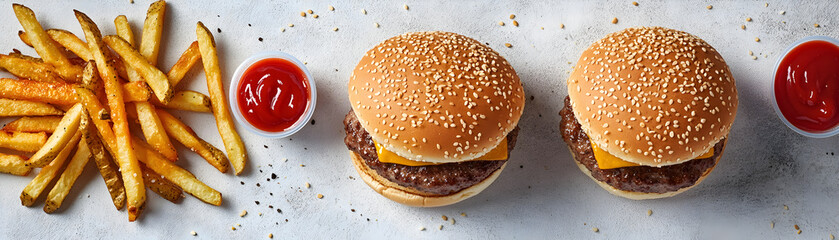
[0,0,837,239]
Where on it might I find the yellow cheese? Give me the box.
[374,139,508,166]
[591,141,714,169]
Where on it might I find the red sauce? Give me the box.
[237,58,310,132]
[775,40,839,132]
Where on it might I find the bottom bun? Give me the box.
[570,142,726,200]
[350,151,506,207]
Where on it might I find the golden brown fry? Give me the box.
[76,11,145,221]
[0,131,47,152]
[81,110,125,210]
[133,137,221,206]
[167,41,200,87]
[27,103,83,168]
[154,90,212,113]
[103,36,173,103]
[157,109,229,172]
[13,4,82,82]
[114,15,177,162]
[141,163,184,203]
[19,29,93,61]
[0,54,64,83]
[197,22,248,175]
[0,78,148,105]
[0,78,77,105]
[140,0,166,66]
[0,153,31,176]
[3,116,62,133]
[44,137,91,213]
[19,130,81,207]
[0,98,63,117]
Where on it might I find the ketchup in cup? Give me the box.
[231,52,315,138]
[774,37,839,136]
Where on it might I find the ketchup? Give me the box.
[775,40,839,132]
[237,58,310,132]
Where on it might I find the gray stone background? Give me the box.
[0,0,837,239]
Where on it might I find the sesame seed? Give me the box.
[288,23,294,27]
[190,231,197,236]
[512,20,519,27]
[307,9,313,14]
[361,9,367,14]
[403,4,409,10]
[632,1,638,6]
[420,227,426,231]
[269,233,273,238]
[815,23,820,28]
[647,209,652,216]
[504,43,512,48]
[328,5,334,11]
[592,227,599,233]
[611,17,618,24]
[746,17,752,22]
[317,194,324,199]
[755,37,760,42]
[498,21,505,26]
[300,12,306,17]
[313,14,319,18]
[706,5,712,10]
[333,27,339,31]
[240,210,248,217]
[509,14,516,19]
[439,225,443,230]
[305,182,311,188]
[779,10,785,15]
[560,23,565,29]
[442,215,448,221]
[461,212,467,217]
[771,221,774,228]
[374,22,380,28]
[740,25,746,30]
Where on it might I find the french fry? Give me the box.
[141,163,184,203]
[0,153,31,176]
[19,130,81,207]
[0,98,63,117]
[133,137,221,206]
[81,109,125,210]
[157,109,229,172]
[168,41,200,87]
[44,136,91,213]
[140,0,166,66]
[3,116,61,133]
[18,29,93,61]
[76,11,145,221]
[103,35,173,103]
[154,90,212,113]
[0,131,47,152]
[114,17,178,162]
[0,78,149,105]
[26,103,83,168]
[12,4,82,82]
[0,78,76,105]
[197,22,248,175]
[0,54,64,83]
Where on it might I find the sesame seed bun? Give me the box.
[567,27,738,166]
[349,31,525,163]
[569,139,724,199]
[349,151,506,207]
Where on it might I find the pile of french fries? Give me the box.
[0,1,248,221]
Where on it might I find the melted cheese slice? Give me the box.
[374,139,508,166]
[591,141,714,169]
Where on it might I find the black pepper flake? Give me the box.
[271,173,277,179]
[520,165,524,168]
[267,178,271,182]
[366,218,370,221]
[269,192,273,196]
[277,209,282,213]
[310,120,316,125]
[351,209,355,212]
[304,148,308,150]
[530,95,535,101]
[248,23,252,27]
[269,205,274,209]
[259,169,263,173]
[255,201,260,205]
[217,28,222,33]
[240,181,244,185]
[258,37,263,42]
[285,219,288,222]
[256,183,261,187]
[264,145,268,149]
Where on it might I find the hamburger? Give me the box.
[344,31,525,207]
[560,27,738,199]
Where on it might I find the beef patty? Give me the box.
[559,96,722,194]
[344,110,518,196]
